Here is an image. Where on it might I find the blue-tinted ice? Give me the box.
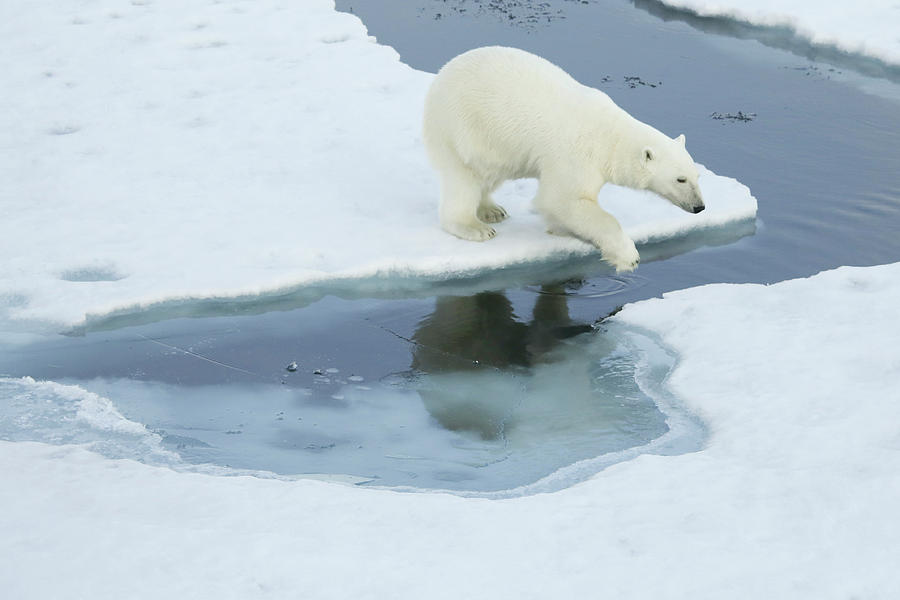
[0,293,703,495]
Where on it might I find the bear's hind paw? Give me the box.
[443,222,497,242]
[477,204,509,224]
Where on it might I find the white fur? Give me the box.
[423,46,705,272]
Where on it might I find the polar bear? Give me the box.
[422,46,705,272]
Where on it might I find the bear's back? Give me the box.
[428,47,584,125]
[424,47,610,178]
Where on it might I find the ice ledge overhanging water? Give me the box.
[635,0,900,82]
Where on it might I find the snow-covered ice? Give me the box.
[656,0,900,67]
[2,0,898,597]
[3,263,900,598]
[0,0,754,331]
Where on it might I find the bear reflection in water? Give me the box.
[410,285,619,441]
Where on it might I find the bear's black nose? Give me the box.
[692,205,705,214]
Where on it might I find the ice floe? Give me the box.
[0,0,755,331]
[3,263,900,598]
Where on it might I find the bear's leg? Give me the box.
[534,182,640,272]
[439,164,497,242]
[477,189,508,224]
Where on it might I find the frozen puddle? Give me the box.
[0,296,704,496]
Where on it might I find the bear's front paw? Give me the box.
[599,235,640,273]
[477,203,509,224]
[611,254,640,273]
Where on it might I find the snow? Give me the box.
[656,0,900,66]
[0,0,754,332]
[3,263,900,598]
[2,0,897,597]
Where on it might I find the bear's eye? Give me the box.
[677,177,687,183]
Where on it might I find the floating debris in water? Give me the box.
[624,76,660,89]
[305,442,336,452]
[711,111,757,122]
[418,0,568,28]
[784,64,842,80]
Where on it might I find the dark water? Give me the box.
[3,0,899,492]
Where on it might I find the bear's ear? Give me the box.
[642,146,655,165]
[676,134,686,146]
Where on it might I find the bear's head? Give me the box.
[640,134,705,214]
